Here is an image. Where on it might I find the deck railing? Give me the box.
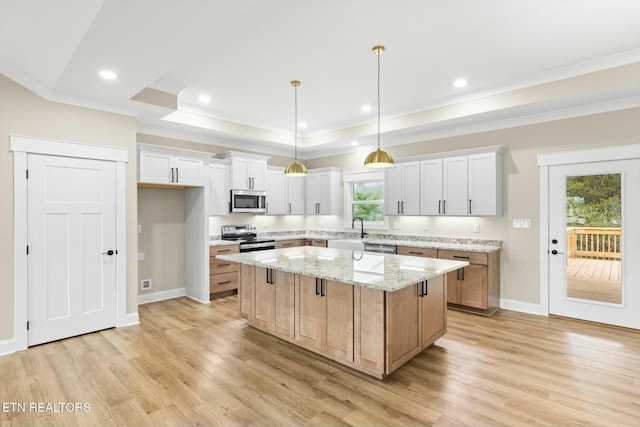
[566,227,621,260]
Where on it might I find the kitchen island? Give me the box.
[217,246,467,378]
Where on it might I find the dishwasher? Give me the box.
[363,243,397,254]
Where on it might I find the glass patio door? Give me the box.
[548,159,640,329]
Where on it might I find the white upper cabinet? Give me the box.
[442,156,469,216]
[220,152,269,191]
[137,144,210,187]
[468,152,502,216]
[420,159,443,215]
[265,168,307,215]
[418,146,504,216]
[306,168,341,215]
[384,161,420,215]
[207,160,230,216]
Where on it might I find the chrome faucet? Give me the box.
[352,217,367,239]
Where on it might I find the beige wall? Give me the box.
[0,74,139,341]
[306,108,640,305]
[137,188,185,295]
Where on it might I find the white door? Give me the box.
[384,165,403,215]
[287,176,305,214]
[401,162,420,215]
[548,160,640,329]
[173,156,204,186]
[266,169,287,214]
[468,152,499,216]
[138,150,173,184]
[420,158,443,215]
[443,156,468,215]
[27,154,117,345]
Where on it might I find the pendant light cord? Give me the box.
[377,50,381,150]
[294,84,298,161]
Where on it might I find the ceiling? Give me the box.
[1,0,639,159]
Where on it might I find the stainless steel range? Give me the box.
[221,224,275,252]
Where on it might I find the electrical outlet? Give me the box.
[513,218,532,229]
[473,223,480,233]
[137,225,142,234]
[140,279,152,291]
[138,252,145,261]
[393,221,402,230]
[423,222,429,231]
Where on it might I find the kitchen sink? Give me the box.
[327,239,365,251]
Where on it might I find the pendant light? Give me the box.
[285,80,308,176]
[364,45,395,168]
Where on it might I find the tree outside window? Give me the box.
[352,181,384,223]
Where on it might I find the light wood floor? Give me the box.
[567,257,622,303]
[1,296,639,426]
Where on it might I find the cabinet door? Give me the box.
[401,162,421,215]
[253,267,276,330]
[207,163,230,216]
[305,174,321,214]
[139,151,173,184]
[354,287,385,375]
[420,159,443,215]
[384,165,403,215]
[295,275,323,350]
[250,160,267,191]
[286,176,305,214]
[173,156,204,186]
[443,156,468,215]
[446,270,461,304]
[266,170,287,214]
[274,271,295,339]
[231,157,251,189]
[322,280,354,363]
[239,264,254,320]
[385,284,421,373]
[460,264,488,309]
[468,152,500,216]
[420,275,446,348]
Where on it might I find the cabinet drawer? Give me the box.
[438,250,488,265]
[397,246,438,258]
[307,239,327,247]
[275,239,301,249]
[209,244,239,256]
[210,258,239,274]
[210,272,238,294]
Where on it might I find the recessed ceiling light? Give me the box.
[198,94,211,104]
[351,140,359,146]
[361,104,372,112]
[99,70,117,80]
[453,78,467,88]
[298,121,307,129]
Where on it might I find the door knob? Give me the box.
[102,250,115,256]
[551,249,564,255]
[551,239,558,244]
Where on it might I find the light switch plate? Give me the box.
[423,222,429,231]
[138,252,145,261]
[473,224,480,233]
[513,218,532,229]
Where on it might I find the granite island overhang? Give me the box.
[217,246,468,378]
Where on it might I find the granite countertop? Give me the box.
[216,246,468,292]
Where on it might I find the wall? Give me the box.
[137,188,185,296]
[0,74,138,342]
[306,108,640,306]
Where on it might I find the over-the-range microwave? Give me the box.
[230,189,267,213]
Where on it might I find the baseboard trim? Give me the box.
[123,312,140,326]
[184,294,211,304]
[500,298,544,316]
[0,338,16,356]
[138,287,186,305]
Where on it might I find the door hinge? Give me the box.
[26,245,29,255]
[26,321,29,330]
[26,169,29,179]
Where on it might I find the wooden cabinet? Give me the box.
[295,276,354,363]
[419,146,504,216]
[275,239,303,249]
[307,239,327,247]
[353,287,385,375]
[219,152,269,191]
[305,168,341,215]
[438,249,500,316]
[138,150,205,187]
[209,244,239,299]
[266,167,306,215]
[207,160,230,216]
[397,246,437,258]
[253,267,295,339]
[239,264,254,320]
[384,161,420,215]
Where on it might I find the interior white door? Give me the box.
[548,159,640,329]
[27,154,117,346]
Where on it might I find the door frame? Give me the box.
[538,143,640,317]
[11,136,128,351]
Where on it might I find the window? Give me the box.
[343,171,388,229]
